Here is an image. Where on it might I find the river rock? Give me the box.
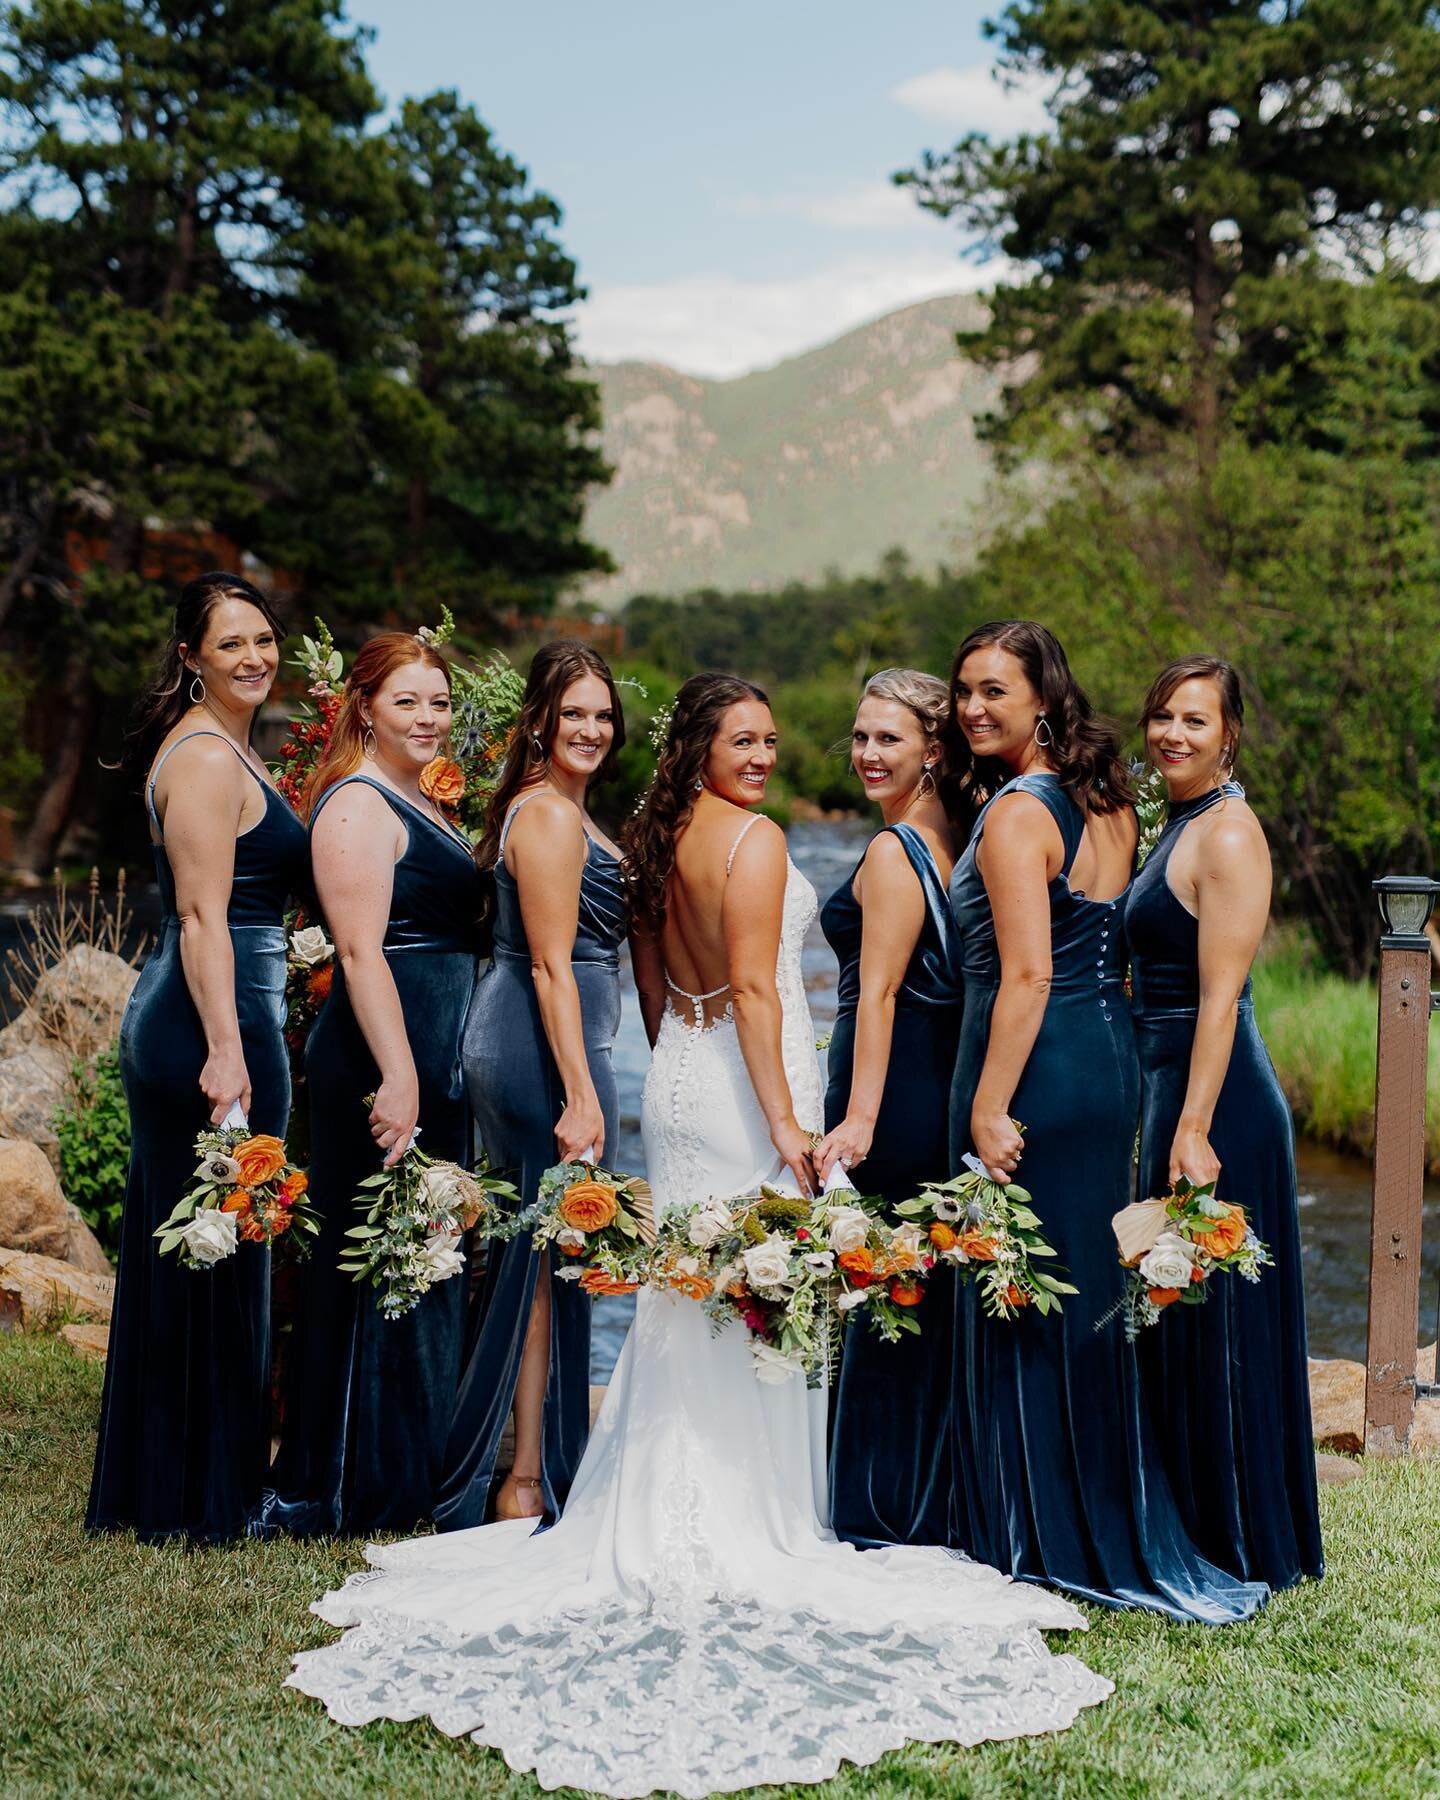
[0,1136,70,1256]
[0,1010,43,1058]
[0,1042,69,1172]
[1308,1356,1365,1455]
[59,1320,110,1362]
[0,1247,114,1330]
[28,946,137,1062]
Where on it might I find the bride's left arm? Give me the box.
[630,928,667,1048]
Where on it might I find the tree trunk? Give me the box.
[16,650,99,873]
[0,491,56,631]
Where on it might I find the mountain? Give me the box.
[581,293,1003,603]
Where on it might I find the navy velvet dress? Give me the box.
[259,776,484,1537]
[87,731,308,1545]
[1126,782,1323,1590]
[947,771,1268,1623]
[435,792,625,1530]
[822,823,965,1548]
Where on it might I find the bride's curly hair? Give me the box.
[946,619,1134,822]
[622,672,770,933]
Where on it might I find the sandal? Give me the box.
[496,1473,544,1521]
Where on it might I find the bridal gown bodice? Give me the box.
[288,855,1110,1797]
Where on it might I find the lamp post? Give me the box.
[1364,876,1439,1455]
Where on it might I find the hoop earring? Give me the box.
[1033,714,1054,750]
[189,673,205,705]
[363,726,378,759]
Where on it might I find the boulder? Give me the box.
[0,1247,114,1331]
[62,1202,114,1276]
[0,1010,43,1058]
[0,1136,70,1256]
[0,1042,69,1172]
[28,946,137,1062]
[1308,1355,1365,1455]
[59,1320,110,1362]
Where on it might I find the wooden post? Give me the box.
[1364,940,1432,1454]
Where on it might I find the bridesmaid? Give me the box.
[259,633,485,1537]
[88,572,307,1544]
[946,619,1268,1623]
[814,669,964,1548]
[1128,655,1323,1588]
[435,640,627,1529]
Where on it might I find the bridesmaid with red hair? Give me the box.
[259,633,486,1537]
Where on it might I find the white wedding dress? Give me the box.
[287,855,1110,1796]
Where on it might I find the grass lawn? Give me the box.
[4,1331,1440,1800]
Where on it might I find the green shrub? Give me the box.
[53,1044,130,1255]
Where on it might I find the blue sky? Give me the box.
[349,0,1046,375]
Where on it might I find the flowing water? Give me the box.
[6,823,1435,1380]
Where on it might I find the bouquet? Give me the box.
[339,1125,518,1320]
[487,1158,656,1298]
[895,1151,1075,1320]
[155,1105,318,1269]
[1111,1177,1271,1339]
[813,1174,932,1343]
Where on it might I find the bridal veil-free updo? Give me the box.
[623,672,770,933]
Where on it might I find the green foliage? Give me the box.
[52,1044,129,1256]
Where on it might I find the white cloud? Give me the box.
[574,253,1012,380]
[728,179,918,232]
[890,62,1052,138]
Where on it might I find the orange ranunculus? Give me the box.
[578,1268,640,1298]
[889,1279,924,1307]
[221,1189,254,1216]
[1003,1282,1031,1309]
[1189,1263,1207,1284]
[838,1246,876,1286]
[666,1267,713,1301]
[558,1180,620,1234]
[235,1135,288,1187]
[239,1213,267,1243]
[279,1170,308,1208]
[1148,1286,1182,1306]
[929,1222,958,1252]
[559,1236,586,1256]
[957,1227,999,1262]
[419,756,465,806]
[307,963,334,1006]
[261,1202,291,1237]
[725,1278,750,1300]
[1192,1202,1248,1261]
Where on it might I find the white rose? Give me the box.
[836,1287,871,1313]
[825,1206,870,1254]
[177,1208,238,1266]
[417,1230,466,1284]
[889,1222,924,1260]
[555,1226,587,1253]
[1137,1231,1196,1291]
[555,1266,583,1281]
[673,1254,705,1278]
[801,1250,835,1276]
[931,1196,963,1223]
[289,925,334,966]
[421,1161,474,1219]
[688,1205,732,1249]
[751,1343,805,1384]
[742,1237,793,1291]
[194,1152,241,1186]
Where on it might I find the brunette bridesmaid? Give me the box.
[435,640,627,1529]
[1127,655,1322,1589]
[946,619,1267,1622]
[813,669,963,1547]
[88,573,308,1544]
[259,634,485,1536]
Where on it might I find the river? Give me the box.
[5,822,1435,1376]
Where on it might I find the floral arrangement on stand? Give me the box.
[895,1149,1076,1320]
[1110,1177,1271,1339]
[155,1110,319,1269]
[484,1159,656,1299]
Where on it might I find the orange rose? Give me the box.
[1191,1202,1248,1261]
[558,1237,586,1256]
[238,1214,267,1243]
[419,756,465,807]
[888,1279,924,1307]
[260,1203,291,1237]
[838,1247,876,1285]
[234,1135,288,1187]
[1148,1286,1182,1306]
[578,1268,640,1298]
[558,1180,619,1234]
[1189,1264,1207,1284]
[929,1222,958,1252]
[957,1227,999,1262]
[1003,1282,1031,1309]
[886,1245,921,1273]
[221,1189,254,1217]
[307,964,334,1006]
[279,1170,308,1208]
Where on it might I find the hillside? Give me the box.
[582,293,1002,602]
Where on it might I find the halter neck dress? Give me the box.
[1125,782,1323,1588]
[434,790,627,1530]
[259,775,485,1537]
[87,730,308,1544]
[947,771,1268,1623]
[821,822,966,1548]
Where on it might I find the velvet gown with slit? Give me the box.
[947,771,1269,1624]
[258,776,484,1538]
[433,793,625,1530]
[87,731,308,1545]
[822,821,965,1548]
[1125,782,1323,1590]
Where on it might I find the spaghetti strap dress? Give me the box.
[434,792,626,1530]
[259,775,485,1537]
[87,731,308,1544]
[822,822,966,1547]
[947,771,1269,1623]
[1126,782,1323,1588]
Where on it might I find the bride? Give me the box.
[287,674,1110,1796]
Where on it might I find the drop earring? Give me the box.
[189,673,206,705]
[1033,714,1054,750]
[363,725,378,759]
